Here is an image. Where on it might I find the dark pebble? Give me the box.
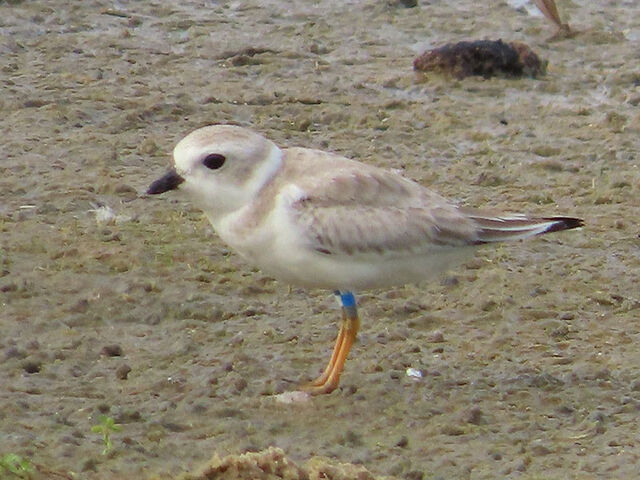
[222,362,234,372]
[23,360,42,374]
[101,344,123,357]
[396,436,409,448]
[0,282,18,292]
[391,0,418,7]
[116,364,131,380]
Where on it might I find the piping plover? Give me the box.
[147,124,583,395]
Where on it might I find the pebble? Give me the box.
[462,406,484,425]
[395,436,409,448]
[389,0,417,7]
[116,364,131,380]
[23,360,42,374]
[274,391,311,404]
[234,378,248,392]
[428,330,445,343]
[101,344,123,357]
[0,282,18,293]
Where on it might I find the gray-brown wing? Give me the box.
[288,167,481,257]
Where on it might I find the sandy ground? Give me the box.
[2,0,640,478]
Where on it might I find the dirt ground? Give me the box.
[2,0,640,478]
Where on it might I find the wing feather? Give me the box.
[274,148,582,259]
[283,152,480,256]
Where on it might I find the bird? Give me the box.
[146,124,583,395]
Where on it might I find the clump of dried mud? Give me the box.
[174,447,378,480]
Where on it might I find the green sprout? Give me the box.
[0,453,34,479]
[91,415,122,455]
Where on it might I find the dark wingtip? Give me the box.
[543,217,584,233]
[147,168,185,195]
[471,215,584,245]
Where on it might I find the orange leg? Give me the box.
[304,293,360,395]
[307,309,348,387]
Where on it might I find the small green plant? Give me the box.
[0,453,34,479]
[91,415,122,454]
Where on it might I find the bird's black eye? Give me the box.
[202,153,226,170]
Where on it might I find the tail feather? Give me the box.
[467,214,583,244]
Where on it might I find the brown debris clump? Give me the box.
[413,39,546,79]
[177,447,378,480]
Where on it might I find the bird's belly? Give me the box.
[213,213,476,291]
[252,246,477,291]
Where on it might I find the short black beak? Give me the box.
[147,168,185,195]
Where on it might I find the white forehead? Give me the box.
[173,125,272,171]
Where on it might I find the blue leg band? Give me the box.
[339,291,356,308]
